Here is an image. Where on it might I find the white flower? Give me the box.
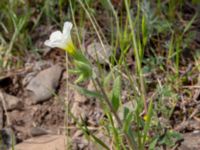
[44,21,75,54]
[45,21,92,83]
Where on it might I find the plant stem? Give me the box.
[94,78,138,150]
[124,0,147,114]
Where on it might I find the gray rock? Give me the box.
[2,93,23,111]
[23,60,53,86]
[30,127,49,137]
[26,65,63,103]
[11,135,66,150]
[87,42,112,64]
[179,132,200,150]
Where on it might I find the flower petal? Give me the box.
[49,30,63,41]
[44,40,57,48]
[63,22,73,37]
[44,39,65,49]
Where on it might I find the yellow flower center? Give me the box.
[64,40,76,55]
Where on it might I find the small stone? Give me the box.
[1,93,23,111]
[0,91,23,111]
[23,61,53,86]
[11,135,66,150]
[179,132,200,150]
[87,80,96,91]
[26,65,63,103]
[87,42,112,64]
[30,127,49,137]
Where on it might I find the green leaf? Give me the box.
[123,108,134,133]
[73,60,92,83]
[68,69,81,74]
[73,51,90,64]
[100,0,112,12]
[111,76,121,112]
[142,14,148,46]
[159,130,182,147]
[74,74,85,83]
[74,60,92,76]
[142,98,153,145]
[183,13,197,35]
[154,19,172,34]
[127,126,138,148]
[149,137,159,150]
[81,121,110,150]
[72,84,103,99]
[103,70,113,89]
[90,133,110,150]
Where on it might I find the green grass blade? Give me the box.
[183,13,197,35]
[111,76,121,112]
[72,84,103,99]
[142,98,153,147]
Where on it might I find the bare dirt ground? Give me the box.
[0,46,106,149]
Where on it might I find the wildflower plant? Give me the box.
[45,21,92,83]
[44,21,137,149]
